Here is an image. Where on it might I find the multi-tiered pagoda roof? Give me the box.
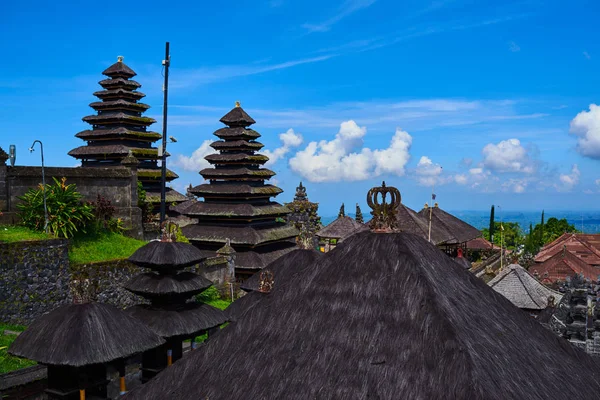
[68,56,186,206]
[182,103,299,275]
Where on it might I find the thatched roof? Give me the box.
[102,60,137,78]
[213,127,261,140]
[315,216,368,240]
[189,183,282,198]
[93,88,146,100]
[240,249,321,292]
[182,202,290,218]
[418,206,481,243]
[211,139,264,151]
[126,303,227,338]
[99,77,142,89]
[395,204,453,244]
[219,105,256,127]
[125,231,600,400]
[488,264,563,310]
[124,272,213,298]
[182,224,298,247]
[9,303,164,367]
[128,241,206,270]
[200,167,276,180]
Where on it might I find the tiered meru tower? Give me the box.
[182,102,299,279]
[68,56,186,208]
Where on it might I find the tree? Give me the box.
[489,205,495,243]
[539,210,545,247]
[355,204,364,223]
[482,221,523,250]
[338,203,345,218]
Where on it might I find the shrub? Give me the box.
[17,177,94,238]
[90,195,124,233]
[137,181,154,223]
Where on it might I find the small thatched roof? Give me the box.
[395,204,453,244]
[219,104,256,127]
[9,303,164,367]
[240,249,321,292]
[418,206,481,244]
[126,303,227,339]
[124,272,213,298]
[125,231,600,400]
[315,216,368,240]
[128,241,206,270]
[102,59,137,78]
[488,264,563,310]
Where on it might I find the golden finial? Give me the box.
[117,55,124,63]
[235,101,241,108]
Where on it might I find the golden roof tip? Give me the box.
[235,101,241,108]
[117,55,124,63]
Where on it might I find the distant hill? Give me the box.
[320,211,600,234]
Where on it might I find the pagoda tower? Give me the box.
[68,56,186,209]
[182,102,299,279]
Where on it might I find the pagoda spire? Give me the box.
[68,56,186,210]
[181,103,299,277]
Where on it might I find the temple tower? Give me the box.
[182,102,298,279]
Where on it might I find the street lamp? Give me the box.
[29,140,49,234]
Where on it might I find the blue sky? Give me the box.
[2,0,600,215]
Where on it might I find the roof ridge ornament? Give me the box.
[258,270,275,293]
[160,221,179,242]
[235,101,241,108]
[367,181,401,233]
[117,55,124,63]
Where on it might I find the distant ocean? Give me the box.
[321,211,600,234]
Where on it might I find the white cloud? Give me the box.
[555,164,580,192]
[289,121,412,182]
[171,140,215,172]
[596,179,600,186]
[570,104,600,159]
[481,138,535,173]
[454,174,468,185]
[502,178,528,193]
[262,129,304,166]
[415,156,443,186]
[584,51,591,60]
[508,41,521,52]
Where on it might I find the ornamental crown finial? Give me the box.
[367,182,401,233]
[117,55,124,63]
[235,101,241,108]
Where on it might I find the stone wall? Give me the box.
[0,240,71,325]
[0,164,142,239]
[0,240,148,325]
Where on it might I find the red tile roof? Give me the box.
[529,249,600,283]
[534,233,600,266]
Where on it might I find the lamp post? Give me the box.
[159,42,170,225]
[29,140,49,234]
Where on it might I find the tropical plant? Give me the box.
[90,194,124,233]
[489,205,495,243]
[482,221,523,250]
[137,181,154,223]
[17,177,94,238]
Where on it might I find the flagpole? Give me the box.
[427,166,442,243]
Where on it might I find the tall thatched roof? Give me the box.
[9,303,164,367]
[316,215,368,240]
[418,205,481,244]
[395,203,453,244]
[125,231,600,400]
[240,249,321,292]
[488,264,563,310]
[128,241,206,270]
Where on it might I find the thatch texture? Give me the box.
[126,303,227,338]
[9,303,164,367]
[128,241,206,270]
[211,140,264,150]
[488,264,563,310]
[99,77,142,89]
[396,204,453,244]
[205,153,269,164]
[124,272,213,297]
[182,202,291,218]
[213,127,261,139]
[126,231,600,400]
[316,216,368,240]
[418,206,481,243]
[226,291,264,322]
[240,249,321,292]
[219,106,256,126]
[189,183,282,197]
[93,88,146,100]
[102,60,137,78]
[200,167,276,179]
[182,224,298,247]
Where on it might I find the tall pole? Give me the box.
[30,140,48,234]
[498,205,503,270]
[160,42,170,225]
[427,181,435,243]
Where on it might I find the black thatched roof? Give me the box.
[189,183,282,198]
[240,249,321,292]
[128,241,206,270]
[9,303,164,367]
[210,140,264,151]
[396,204,454,245]
[126,303,227,338]
[213,127,261,140]
[316,215,368,240]
[182,224,298,247]
[219,105,256,127]
[124,272,213,298]
[226,291,264,322]
[125,231,600,400]
[93,88,146,101]
[200,167,276,180]
[102,60,137,78]
[75,127,162,141]
[417,206,481,244]
[183,202,290,218]
[205,153,269,165]
[99,77,141,89]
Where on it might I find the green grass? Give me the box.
[205,298,231,310]
[0,226,52,243]
[69,230,146,264]
[0,323,36,374]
